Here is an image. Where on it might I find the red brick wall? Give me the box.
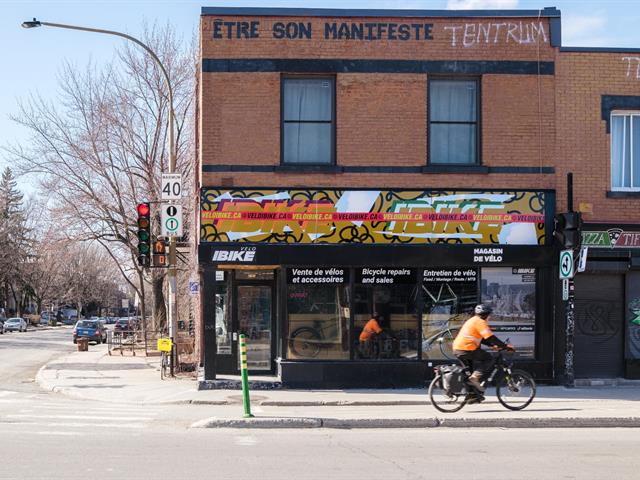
[198,14,557,199]
[555,53,640,223]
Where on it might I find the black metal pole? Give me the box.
[564,171,575,387]
[567,172,574,212]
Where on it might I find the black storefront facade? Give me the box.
[561,223,640,381]
[199,187,556,388]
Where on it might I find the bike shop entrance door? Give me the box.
[216,269,277,375]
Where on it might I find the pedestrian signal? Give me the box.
[152,238,167,267]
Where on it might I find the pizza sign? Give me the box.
[582,229,640,248]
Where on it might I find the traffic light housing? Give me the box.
[554,212,582,249]
[152,237,167,267]
[136,202,151,267]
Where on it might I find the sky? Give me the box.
[1,0,639,193]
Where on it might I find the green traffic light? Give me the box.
[138,229,150,242]
[139,243,150,254]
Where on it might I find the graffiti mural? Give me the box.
[200,189,547,245]
[628,297,640,359]
[575,300,620,344]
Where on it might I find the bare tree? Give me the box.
[7,24,195,331]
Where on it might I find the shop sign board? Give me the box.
[287,267,349,284]
[355,267,415,284]
[201,188,547,245]
[582,229,640,248]
[423,268,477,283]
[559,249,574,279]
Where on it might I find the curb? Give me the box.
[191,416,640,429]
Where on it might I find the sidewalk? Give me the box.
[36,345,640,429]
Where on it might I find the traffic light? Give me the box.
[152,237,167,267]
[554,212,582,249]
[136,202,151,267]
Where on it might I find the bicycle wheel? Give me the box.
[496,369,536,411]
[438,328,460,361]
[428,375,467,413]
[289,327,321,358]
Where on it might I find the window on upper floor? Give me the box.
[428,78,479,165]
[282,77,335,165]
[611,112,640,191]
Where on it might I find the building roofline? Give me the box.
[560,46,640,54]
[200,6,561,18]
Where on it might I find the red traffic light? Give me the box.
[137,202,150,217]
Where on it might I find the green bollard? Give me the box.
[239,334,254,418]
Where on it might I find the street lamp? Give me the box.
[22,17,179,370]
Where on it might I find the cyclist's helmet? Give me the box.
[474,304,493,317]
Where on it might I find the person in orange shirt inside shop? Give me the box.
[359,312,384,358]
[452,304,514,394]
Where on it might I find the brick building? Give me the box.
[195,7,640,387]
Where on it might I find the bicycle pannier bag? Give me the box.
[440,365,467,395]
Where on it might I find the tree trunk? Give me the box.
[152,273,167,333]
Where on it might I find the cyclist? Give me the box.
[452,304,514,393]
[359,312,384,358]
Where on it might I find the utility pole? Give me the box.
[23,18,179,375]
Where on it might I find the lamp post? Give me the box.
[22,18,179,373]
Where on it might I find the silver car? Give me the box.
[4,317,28,332]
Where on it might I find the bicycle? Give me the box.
[428,347,536,413]
[157,335,173,380]
[422,325,460,360]
[288,318,342,358]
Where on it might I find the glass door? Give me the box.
[237,285,273,372]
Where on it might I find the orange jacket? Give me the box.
[452,315,495,351]
[359,318,383,342]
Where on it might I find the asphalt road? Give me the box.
[1,328,639,479]
[0,326,75,393]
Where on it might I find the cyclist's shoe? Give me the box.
[465,393,485,404]
[467,373,485,392]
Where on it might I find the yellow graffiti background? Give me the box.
[200,189,547,245]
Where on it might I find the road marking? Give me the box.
[22,422,145,429]
[35,431,82,436]
[6,414,154,421]
[234,436,258,446]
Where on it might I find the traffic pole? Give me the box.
[239,334,253,418]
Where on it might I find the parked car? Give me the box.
[4,317,28,332]
[73,320,107,344]
[40,311,51,325]
[114,318,138,336]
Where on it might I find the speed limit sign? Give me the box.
[161,173,182,201]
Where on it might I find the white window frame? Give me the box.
[611,110,640,191]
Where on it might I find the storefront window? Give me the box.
[481,267,536,358]
[354,268,418,360]
[286,268,350,360]
[215,273,232,355]
[422,268,478,360]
